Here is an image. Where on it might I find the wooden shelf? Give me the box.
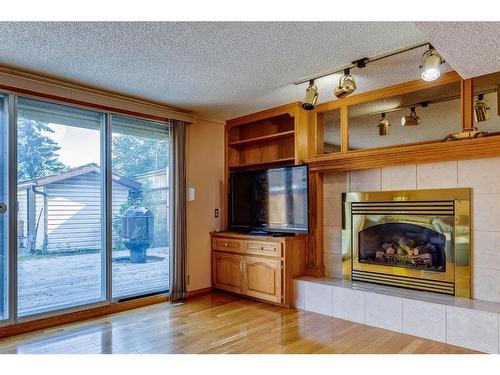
[228,130,295,147]
[306,135,500,173]
[228,157,295,170]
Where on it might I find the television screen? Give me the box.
[229,165,308,234]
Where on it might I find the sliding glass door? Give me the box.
[16,98,106,316]
[111,115,170,299]
[0,94,8,321]
[0,94,172,323]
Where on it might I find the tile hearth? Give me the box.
[294,277,500,354]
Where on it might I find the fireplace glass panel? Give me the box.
[358,223,446,272]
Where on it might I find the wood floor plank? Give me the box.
[0,292,480,354]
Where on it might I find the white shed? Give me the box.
[18,164,141,254]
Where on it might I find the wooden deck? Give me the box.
[17,248,169,316]
[0,292,477,354]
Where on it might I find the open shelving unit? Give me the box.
[222,102,311,231]
[226,112,297,170]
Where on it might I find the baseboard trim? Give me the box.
[187,287,213,297]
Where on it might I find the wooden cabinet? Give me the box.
[212,252,244,294]
[211,232,306,307]
[225,102,313,171]
[243,256,282,303]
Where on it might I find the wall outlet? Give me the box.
[214,208,219,218]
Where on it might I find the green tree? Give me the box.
[17,118,66,182]
[112,134,168,177]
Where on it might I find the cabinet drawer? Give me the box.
[246,241,282,257]
[212,238,242,252]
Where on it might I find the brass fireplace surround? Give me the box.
[343,188,471,298]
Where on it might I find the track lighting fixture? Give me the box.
[378,113,390,135]
[420,46,444,82]
[302,79,318,111]
[474,94,490,122]
[334,69,356,99]
[294,41,445,104]
[401,107,421,126]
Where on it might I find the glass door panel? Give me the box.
[0,94,8,321]
[111,115,170,299]
[16,97,105,316]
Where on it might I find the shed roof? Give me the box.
[18,163,142,190]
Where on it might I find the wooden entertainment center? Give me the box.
[211,232,306,307]
[215,71,500,306]
[212,102,312,305]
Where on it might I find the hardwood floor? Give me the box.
[0,292,478,354]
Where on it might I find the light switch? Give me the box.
[187,187,195,201]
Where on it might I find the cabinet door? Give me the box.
[212,252,243,294]
[243,256,282,303]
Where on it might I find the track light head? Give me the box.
[420,46,444,81]
[302,80,318,111]
[334,69,356,99]
[401,107,421,126]
[474,94,490,122]
[378,113,391,136]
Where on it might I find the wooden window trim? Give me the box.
[0,64,194,123]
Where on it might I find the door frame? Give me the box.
[0,90,171,326]
[0,92,13,327]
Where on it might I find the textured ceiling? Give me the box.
[415,22,500,79]
[0,22,497,120]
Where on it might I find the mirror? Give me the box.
[347,82,461,150]
[320,109,341,154]
[473,72,500,134]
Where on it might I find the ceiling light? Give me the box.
[302,80,318,111]
[401,107,421,126]
[334,69,356,99]
[420,46,444,81]
[474,94,491,122]
[378,113,391,136]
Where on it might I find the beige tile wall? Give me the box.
[323,157,500,303]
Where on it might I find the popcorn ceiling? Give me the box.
[0,22,494,120]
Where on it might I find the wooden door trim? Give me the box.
[0,294,169,340]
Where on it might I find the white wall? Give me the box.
[324,157,500,303]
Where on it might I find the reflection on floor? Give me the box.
[0,292,478,354]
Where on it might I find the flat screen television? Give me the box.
[229,165,308,234]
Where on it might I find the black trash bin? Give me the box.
[121,205,154,263]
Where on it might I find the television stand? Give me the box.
[247,230,269,236]
[210,231,306,307]
[246,230,294,237]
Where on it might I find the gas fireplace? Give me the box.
[343,189,471,297]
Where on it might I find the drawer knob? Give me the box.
[224,243,228,247]
[260,247,264,250]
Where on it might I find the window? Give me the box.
[0,89,174,326]
[16,98,105,316]
[111,115,170,299]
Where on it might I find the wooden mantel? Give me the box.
[306,135,500,173]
